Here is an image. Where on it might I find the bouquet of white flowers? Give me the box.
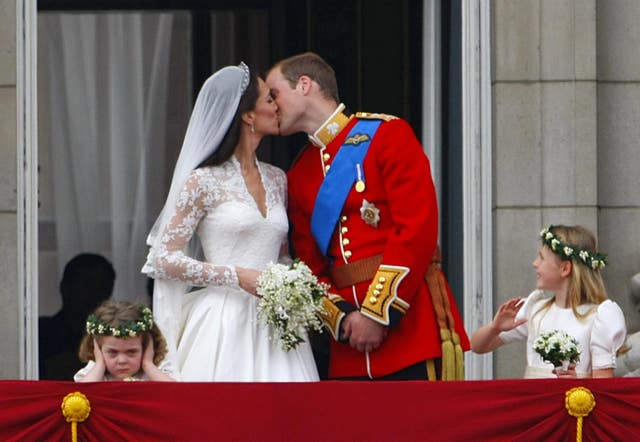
[256,259,328,351]
[533,329,581,369]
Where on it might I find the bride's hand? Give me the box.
[236,267,261,297]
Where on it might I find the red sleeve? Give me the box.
[360,118,438,326]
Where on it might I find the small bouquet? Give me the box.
[533,330,581,369]
[256,259,327,351]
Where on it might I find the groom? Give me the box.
[266,52,469,380]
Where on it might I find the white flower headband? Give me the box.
[86,306,154,338]
[540,226,607,270]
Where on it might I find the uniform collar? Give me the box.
[308,103,352,149]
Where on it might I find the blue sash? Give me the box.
[310,119,382,256]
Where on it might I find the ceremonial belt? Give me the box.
[329,254,383,289]
[310,119,382,256]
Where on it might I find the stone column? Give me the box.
[0,0,20,378]
[597,1,640,334]
[491,0,597,378]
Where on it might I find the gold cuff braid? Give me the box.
[360,265,409,325]
[320,296,346,340]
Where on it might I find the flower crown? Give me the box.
[86,306,154,338]
[539,226,607,270]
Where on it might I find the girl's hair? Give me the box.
[78,300,168,366]
[534,225,609,322]
[198,71,261,167]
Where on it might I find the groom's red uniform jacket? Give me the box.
[288,106,470,379]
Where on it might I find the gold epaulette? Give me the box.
[355,111,398,122]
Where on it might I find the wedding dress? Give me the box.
[149,156,319,381]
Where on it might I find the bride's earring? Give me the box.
[250,122,255,133]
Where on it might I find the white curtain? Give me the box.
[41,13,174,302]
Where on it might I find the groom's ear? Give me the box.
[297,75,312,95]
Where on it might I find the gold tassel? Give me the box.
[453,331,464,380]
[425,247,467,381]
[440,328,455,380]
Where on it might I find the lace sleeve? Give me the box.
[150,169,239,287]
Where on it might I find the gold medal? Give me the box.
[355,180,365,193]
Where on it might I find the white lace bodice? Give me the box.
[146,156,289,287]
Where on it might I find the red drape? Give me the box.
[1,378,639,441]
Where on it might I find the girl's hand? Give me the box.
[93,338,105,366]
[141,338,175,382]
[491,297,527,333]
[471,297,528,354]
[77,338,107,382]
[236,267,261,297]
[554,363,577,379]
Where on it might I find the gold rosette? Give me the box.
[565,386,595,442]
[61,391,91,442]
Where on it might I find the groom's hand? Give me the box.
[342,311,388,352]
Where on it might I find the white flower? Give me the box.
[579,250,589,262]
[256,260,327,351]
[563,246,573,257]
[533,330,581,368]
[592,259,605,270]
[551,239,560,250]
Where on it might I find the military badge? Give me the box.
[360,199,380,227]
[344,134,370,146]
[326,121,340,136]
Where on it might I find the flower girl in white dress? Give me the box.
[75,301,176,382]
[142,63,319,382]
[471,225,626,378]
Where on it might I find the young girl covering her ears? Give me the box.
[471,225,626,378]
[75,301,177,381]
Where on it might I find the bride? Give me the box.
[142,63,319,382]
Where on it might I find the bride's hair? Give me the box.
[198,71,260,167]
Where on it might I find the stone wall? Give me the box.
[490,0,640,379]
[491,0,599,378]
[596,1,640,333]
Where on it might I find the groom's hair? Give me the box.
[276,52,339,103]
[199,71,260,167]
